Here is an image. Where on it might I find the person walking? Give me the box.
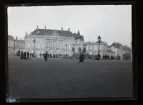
[82,52,84,62]
[79,52,82,63]
[44,51,48,62]
[20,51,23,59]
[27,51,29,59]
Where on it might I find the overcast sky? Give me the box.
[8,5,131,47]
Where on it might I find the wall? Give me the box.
[25,34,75,56]
[8,39,14,55]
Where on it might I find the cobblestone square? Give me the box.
[8,57,133,98]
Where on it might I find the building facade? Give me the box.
[8,27,131,60]
[8,35,25,56]
[83,40,115,58]
[8,35,15,55]
[14,39,25,56]
[24,26,84,57]
[111,42,132,60]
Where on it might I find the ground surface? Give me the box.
[8,56,133,99]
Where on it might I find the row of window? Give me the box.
[27,43,72,49]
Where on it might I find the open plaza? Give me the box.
[8,56,133,98]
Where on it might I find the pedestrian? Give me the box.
[82,52,84,62]
[79,52,82,63]
[44,51,48,61]
[27,51,29,59]
[20,51,23,59]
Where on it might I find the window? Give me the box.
[42,44,44,49]
[37,44,40,49]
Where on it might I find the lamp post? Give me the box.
[131,42,132,60]
[33,38,36,56]
[97,35,101,60]
[65,44,67,55]
[14,39,15,56]
[117,43,119,60]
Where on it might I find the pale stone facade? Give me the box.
[111,42,132,60]
[8,35,25,56]
[8,35,14,55]
[24,26,84,57]
[14,39,25,55]
[84,40,115,58]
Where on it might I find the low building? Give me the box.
[8,35,14,55]
[14,39,25,56]
[83,40,115,58]
[111,42,132,60]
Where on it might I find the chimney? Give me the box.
[61,27,63,31]
[37,25,39,30]
[77,30,80,35]
[16,36,18,40]
[68,28,70,31]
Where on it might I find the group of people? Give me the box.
[102,55,120,60]
[20,51,34,59]
[42,51,85,63]
[40,53,69,58]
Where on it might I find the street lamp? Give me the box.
[65,44,67,55]
[131,42,132,60]
[14,39,15,56]
[117,43,120,60]
[33,38,36,56]
[97,35,101,55]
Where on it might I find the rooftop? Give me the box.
[111,42,131,52]
[8,35,14,40]
[30,28,84,41]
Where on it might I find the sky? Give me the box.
[8,5,132,47]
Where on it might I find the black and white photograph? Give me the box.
[7,5,132,101]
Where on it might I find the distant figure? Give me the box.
[119,56,121,60]
[27,51,29,59]
[23,52,26,59]
[44,51,48,61]
[79,52,84,63]
[20,51,23,59]
[82,52,84,62]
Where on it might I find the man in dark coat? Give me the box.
[79,52,82,63]
[44,51,48,61]
[82,52,84,62]
[27,51,29,59]
[20,51,23,59]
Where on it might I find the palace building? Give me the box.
[8,26,132,60]
[24,26,84,57]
